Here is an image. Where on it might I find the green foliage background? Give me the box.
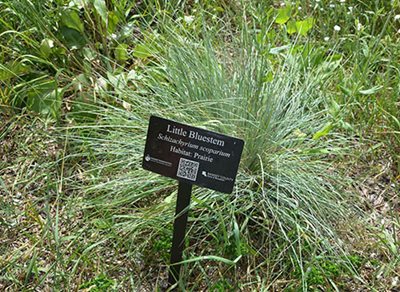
[1,0,399,290]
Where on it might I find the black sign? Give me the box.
[143,116,244,193]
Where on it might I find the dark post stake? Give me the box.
[168,181,193,288]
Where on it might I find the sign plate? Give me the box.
[142,116,244,194]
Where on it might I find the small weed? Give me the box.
[79,274,115,291]
[293,255,364,289]
[307,266,325,286]
[211,278,235,292]
[152,231,172,262]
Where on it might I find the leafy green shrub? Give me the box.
[0,0,155,116]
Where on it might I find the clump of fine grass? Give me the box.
[65,17,360,289]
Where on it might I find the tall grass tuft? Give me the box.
[66,20,357,289]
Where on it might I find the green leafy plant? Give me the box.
[275,4,315,36]
[79,274,115,291]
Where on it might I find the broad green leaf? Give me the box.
[0,62,29,81]
[287,20,297,34]
[26,80,63,119]
[59,26,86,49]
[72,73,90,91]
[295,18,314,36]
[132,44,152,59]
[83,47,96,61]
[359,85,383,95]
[313,122,334,140]
[107,11,119,33]
[115,44,128,62]
[93,0,108,24]
[106,72,127,91]
[0,66,14,81]
[40,39,54,58]
[61,10,84,33]
[275,5,291,25]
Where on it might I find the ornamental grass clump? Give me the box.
[68,27,356,288]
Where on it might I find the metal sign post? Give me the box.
[142,115,244,290]
[167,181,192,287]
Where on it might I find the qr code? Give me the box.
[177,158,199,181]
